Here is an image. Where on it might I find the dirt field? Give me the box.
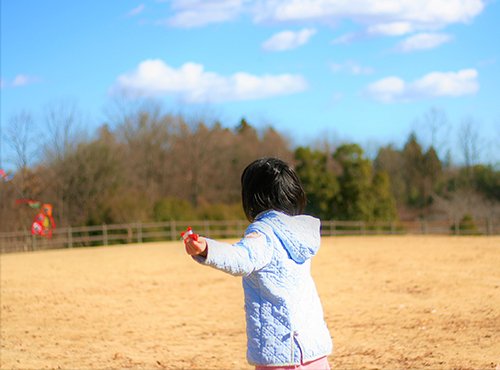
[1,236,499,370]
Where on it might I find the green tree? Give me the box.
[451,164,500,202]
[422,146,442,214]
[333,144,373,220]
[471,165,500,201]
[402,133,426,209]
[294,147,339,219]
[374,145,405,204]
[332,144,397,221]
[370,171,397,221]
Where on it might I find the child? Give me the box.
[184,157,332,369]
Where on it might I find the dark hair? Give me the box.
[241,157,306,222]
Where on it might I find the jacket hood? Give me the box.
[256,210,321,263]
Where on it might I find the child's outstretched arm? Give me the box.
[183,231,273,276]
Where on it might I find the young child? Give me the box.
[183,157,332,369]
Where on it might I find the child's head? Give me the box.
[241,157,306,222]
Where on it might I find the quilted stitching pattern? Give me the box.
[255,211,321,264]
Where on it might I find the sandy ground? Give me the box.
[1,236,499,370]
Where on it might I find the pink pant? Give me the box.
[255,356,330,370]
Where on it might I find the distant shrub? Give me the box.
[197,202,245,221]
[454,214,481,235]
[153,198,195,221]
[154,198,245,222]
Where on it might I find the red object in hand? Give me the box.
[181,227,199,242]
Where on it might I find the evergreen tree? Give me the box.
[422,146,442,213]
[371,171,397,221]
[333,144,373,220]
[294,147,339,219]
[374,145,405,204]
[402,133,426,209]
[333,144,397,221]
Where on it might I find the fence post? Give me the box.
[103,224,108,246]
[67,227,73,248]
[422,220,428,234]
[170,220,176,240]
[31,234,36,251]
[23,230,29,252]
[136,222,142,243]
[127,225,132,243]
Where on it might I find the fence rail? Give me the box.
[0,218,498,254]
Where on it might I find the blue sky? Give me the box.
[1,0,499,170]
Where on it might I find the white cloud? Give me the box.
[112,59,307,103]
[330,60,374,75]
[365,69,478,103]
[162,0,484,44]
[366,77,406,103]
[367,22,414,36]
[166,0,244,28]
[331,32,358,45]
[262,28,316,51]
[12,74,32,87]
[252,0,484,34]
[0,74,40,88]
[413,69,478,96]
[397,33,452,52]
[127,4,145,17]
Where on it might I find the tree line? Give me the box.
[0,102,498,232]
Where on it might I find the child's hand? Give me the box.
[184,236,208,258]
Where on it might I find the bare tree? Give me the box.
[115,103,175,198]
[311,128,341,155]
[38,101,88,225]
[458,116,481,172]
[483,116,500,168]
[455,116,485,217]
[433,189,500,223]
[414,106,450,160]
[42,100,85,163]
[261,126,293,163]
[5,110,39,171]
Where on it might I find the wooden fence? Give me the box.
[0,218,498,254]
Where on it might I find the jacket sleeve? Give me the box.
[192,233,273,276]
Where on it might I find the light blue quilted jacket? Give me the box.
[194,210,333,366]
